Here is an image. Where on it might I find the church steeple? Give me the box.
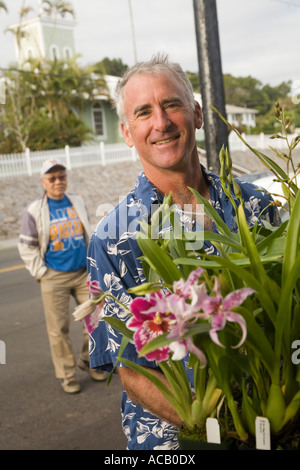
[9,1,76,65]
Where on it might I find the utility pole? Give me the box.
[128,0,138,63]
[193,0,228,172]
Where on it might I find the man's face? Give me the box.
[41,168,67,200]
[121,71,202,175]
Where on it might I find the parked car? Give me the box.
[237,171,300,221]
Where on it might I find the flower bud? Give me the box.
[285,116,290,129]
[233,179,242,200]
[225,147,232,172]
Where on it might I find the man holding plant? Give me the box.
[86,54,278,449]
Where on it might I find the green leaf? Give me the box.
[282,187,300,282]
[188,187,232,237]
[256,220,288,253]
[283,390,300,427]
[104,316,134,340]
[107,335,130,386]
[236,307,274,375]
[159,360,193,416]
[274,251,300,374]
[127,281,163,295]
[237,205,267,283]
[137,236,183,284]
[211,105,296,191]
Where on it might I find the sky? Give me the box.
[0,0,299,87]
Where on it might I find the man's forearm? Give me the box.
[117,366,182,427]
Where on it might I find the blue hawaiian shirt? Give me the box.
[87,166,279,450]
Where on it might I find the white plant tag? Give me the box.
[255,417,271,450]
[206,417,221,444]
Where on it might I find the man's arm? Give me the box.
[117,366,182,427]
[18,208,47,281]
[88,228,182,427]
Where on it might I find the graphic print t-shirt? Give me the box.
[45,195,86,272]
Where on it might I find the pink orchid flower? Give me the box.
[73,278,104,334]
[87,278,103,298]
[206,277,254,348]
[173,267,204,299]
[165,288,208,366]
[84,303,103,334]
[127,268,254,364]
[128,291,176,362]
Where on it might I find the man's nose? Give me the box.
[153,108,171,132]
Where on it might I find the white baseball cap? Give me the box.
[40,159,66,175]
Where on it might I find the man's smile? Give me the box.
[152,135,180,145]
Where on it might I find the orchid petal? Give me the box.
[212,277,222,298]
[209,313,227,348]
[130,298,154,319]
[225,312,247,348]
[84,306,102,334]
[73,299,98,321]
[87,279,103,296]
[169,340,188,361]
[173,267,204,298]
[186,267,204,286]
[223,288,255,310]
[185,337,207,367]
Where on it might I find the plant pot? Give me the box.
[177,427,235,450]
[178,436,233,450]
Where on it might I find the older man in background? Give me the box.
[18,159,106,393]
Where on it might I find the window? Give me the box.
[26,48,34,59]
[50,45,60,61]
[63,46,73,59]
[93,102,104,136]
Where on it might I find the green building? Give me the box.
[9,6,123,145]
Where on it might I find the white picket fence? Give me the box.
[0,132,297,178]
[0,142,137,178]
[228,132,298,152]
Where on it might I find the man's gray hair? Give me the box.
[114,53,196,124]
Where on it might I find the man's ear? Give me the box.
[40,176,46,190]
[194,101,203,129]
[121,122,134,148]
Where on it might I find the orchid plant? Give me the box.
[74,103,300,448]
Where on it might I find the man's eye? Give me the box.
[165,102,180,110]
[137,110,150,117]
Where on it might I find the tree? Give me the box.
[6,4,35,67]
[0,1,8,13]
[0,68,36,152]
[0,58,108,152]
[93,57,128,77]
[41,0,75,19]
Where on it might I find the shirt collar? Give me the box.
[133,171,164,211]
[134,165,222,206]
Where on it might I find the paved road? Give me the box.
[0,246,127,450]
